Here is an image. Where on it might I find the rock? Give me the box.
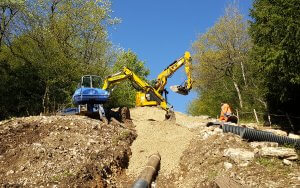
[32,143,42,147]
[286,155,298,161]
[283,159,293,166]
[288,133,300,139]
[223,148,254,164]
[19,166,26,171]
[213,128,223,133]
[65,126,70,130]
[239,162,250,167]
[259,147,298,160]
[224,162,233,170]
[250,142,278,148]
[87,139,98,146]
[6,170,14,175]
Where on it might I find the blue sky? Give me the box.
[108,0,253,113]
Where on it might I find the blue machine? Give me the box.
[63,75,110,119]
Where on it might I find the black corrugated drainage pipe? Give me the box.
[240,128,300,149]
[132,153,161,188]
[222,124,246,135]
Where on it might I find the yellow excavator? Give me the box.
[135,51,192,107]
[66,52,193,121]
[102,67,174,119]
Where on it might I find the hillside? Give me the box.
[0,107,299,187]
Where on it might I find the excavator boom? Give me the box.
[155,51,192,95]
[102,67,170,114]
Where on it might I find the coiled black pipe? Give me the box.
[240,128,300,148]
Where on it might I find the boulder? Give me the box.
[259,147,298,160]
[224,148,254,164]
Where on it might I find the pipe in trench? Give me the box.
[131,152,161,188]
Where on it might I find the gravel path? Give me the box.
[126,107,198,177]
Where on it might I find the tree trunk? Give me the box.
[240,61,247,86]
[42,85,49,114]
[233,81,243,108]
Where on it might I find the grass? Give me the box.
[256,157,275,167]
[256,157,291,175]
[51,170,75,182]
[207,169,219,181]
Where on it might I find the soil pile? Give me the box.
[125,107,202,177]
[0,115,136,187]
[0,107,299,187]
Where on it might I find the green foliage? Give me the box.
[106,50,149,108]
[249,0,300,128]
[189,4,264,117]
[0,0,123,119]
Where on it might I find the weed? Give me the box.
[256,157,292,175]
[50,170,74,182]
[207,170,219,181]
[257,157,274,167]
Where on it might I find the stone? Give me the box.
[32,143,42,147]
[288,133,300,139]
[223,148,254,163]
[224,162,233,170]
[286,156,298,161]
[283,159,293,166]
[6,170,14,175]
[259,147,298,160]
[250,142,278,148]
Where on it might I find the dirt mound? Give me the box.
[0,115,136,187]
[1,108,299,187]
[156,125,300,187]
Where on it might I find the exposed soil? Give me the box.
[123,107,299,187]
[0,115,136,187]
[0,107,299,187]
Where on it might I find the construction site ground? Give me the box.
[0,107,299,187]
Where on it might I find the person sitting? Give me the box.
[219,103,232,122]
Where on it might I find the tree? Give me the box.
[249,0,300,127]
[0,0,119,119]
[189,4,263,117]
[0,0,25,48]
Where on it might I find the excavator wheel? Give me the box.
[165,110,176,121]
[100,117,109,125]
[118,107,131,122]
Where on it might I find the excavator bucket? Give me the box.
[170,85,189,95]
[165,110,176,121]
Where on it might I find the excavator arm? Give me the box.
[155,51,192,95]
[102,67,171,114]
